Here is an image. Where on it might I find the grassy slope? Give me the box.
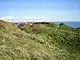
[0,20,80,60]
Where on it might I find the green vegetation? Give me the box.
[0,20,80,60]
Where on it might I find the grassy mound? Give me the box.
[0,20,80,60]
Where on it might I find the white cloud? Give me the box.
[0,16,80,22]
[0,16,14,22]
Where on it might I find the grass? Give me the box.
[0,20,80,60]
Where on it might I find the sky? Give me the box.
[0,0,80,21]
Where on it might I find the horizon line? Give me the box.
[0,20,80,23]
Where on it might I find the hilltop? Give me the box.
[0,20,80,60]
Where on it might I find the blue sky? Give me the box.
[0,0,80,21]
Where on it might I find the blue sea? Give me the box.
[55,21,80,28]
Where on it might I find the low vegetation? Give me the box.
[0,20,80,60]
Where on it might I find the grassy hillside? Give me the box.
[0,20,80,60]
